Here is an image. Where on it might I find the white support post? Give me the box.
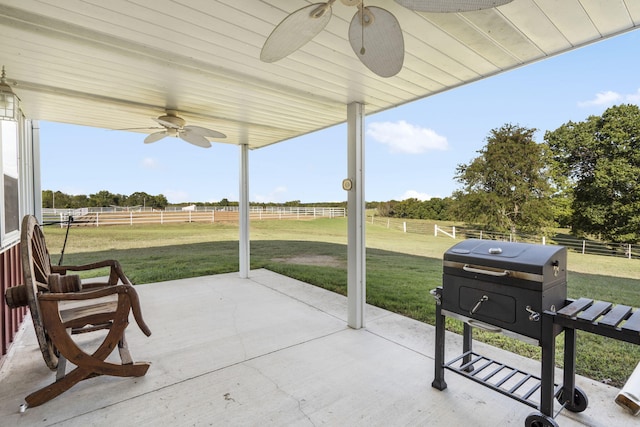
[239,143,250,279]
[31,120,43,222]
[347,102,366,329]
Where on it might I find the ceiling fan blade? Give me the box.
[144,131,169,144]
[394,0,514,13]
[349,7,404,78]
[260,3,332,63]
[179,129,212,148]
[184,125,226,139]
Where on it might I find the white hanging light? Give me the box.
[0,66,20,121]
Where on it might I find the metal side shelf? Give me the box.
[442,350,556,411]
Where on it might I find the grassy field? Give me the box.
[42,218,640,387]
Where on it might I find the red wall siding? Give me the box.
[1,243,27,363]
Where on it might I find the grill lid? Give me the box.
[443,239,567,280]
[450,242,528,258]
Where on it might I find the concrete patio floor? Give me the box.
[0,269,635,426]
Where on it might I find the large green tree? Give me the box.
[545,104,640,242]
[454,124,554,235]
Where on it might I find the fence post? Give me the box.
[403,222,407,233]
[212,210,215,223]
[434,224,437,236]
[542,236,546,245]
[480,230,483,240]
[161,211,163,224]
[130,212,133,225]
[582,240,586,255]
[387,218,390,229]
[452,226,456,239]
[629,244,632,260]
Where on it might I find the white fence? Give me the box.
[435,224,640,259]
[369,215,640,260]
[42,206,346,227]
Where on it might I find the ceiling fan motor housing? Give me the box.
[157,114,186,128]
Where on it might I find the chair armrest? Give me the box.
[39,284,152,337]
[52,260,130,286]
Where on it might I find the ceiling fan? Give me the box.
[138,110,226,148]
[260,0,514,78]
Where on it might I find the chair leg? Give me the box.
[56,356,67,381]
[25,362,150,408]
[25,300,151,408]
[118,333,134,365]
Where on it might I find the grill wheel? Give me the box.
[524,412,558,427]
[556,385,589,413]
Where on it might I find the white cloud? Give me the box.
[253,186,287,203]
[366,120,448,154]
[400,190,431,201]
[626,88,640,104]
[578,89,640,108]
[141,157,160,169]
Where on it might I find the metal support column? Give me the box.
[432,288,447,390]
[540,311,556,417]
[239,143,250,279]
[347,102,365,329]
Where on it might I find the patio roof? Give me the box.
[1,0,639,149]
[0,270,634,425]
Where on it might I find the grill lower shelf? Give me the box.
[443,350,558,411]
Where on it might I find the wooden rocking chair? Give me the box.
[12,214,151,409]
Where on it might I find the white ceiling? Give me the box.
[1,0,639,149]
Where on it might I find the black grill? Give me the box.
[441,239,567,344]
[432,239,640,426]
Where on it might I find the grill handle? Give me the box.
[467,319,502,333]
[463,264,509,277]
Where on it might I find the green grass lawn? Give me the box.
[43,218,640,387]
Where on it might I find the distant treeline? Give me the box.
[372,198,454,221]
[43,189,446,219]
[42,190,169,210]
[42,190,351,211]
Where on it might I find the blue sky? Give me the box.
[40,29,640,204]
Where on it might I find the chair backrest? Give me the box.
[20,215,59,370]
